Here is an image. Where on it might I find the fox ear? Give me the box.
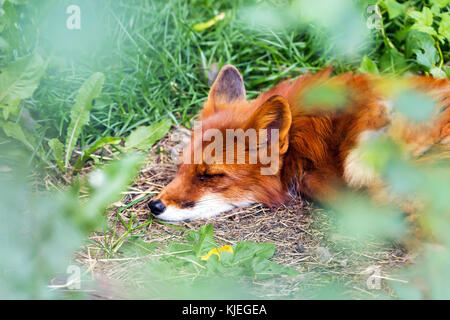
[202,65,246,118]
[244,95,292,154]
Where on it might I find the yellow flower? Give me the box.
[201,245,234,261]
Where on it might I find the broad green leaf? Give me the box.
[48,138,64,170]
[0,100,21,121]
[232,242,276,264]
[1,121,34,150]
[250,257,298,278]
[379,48,408,73]
[64,72,105,167]
[439,13,450,42]
[359,56,379,74]
[430,67,447,78]
[187,224,217,256]
[431,0,450,8]
[383,0,405,19]
[405,31,435,59]
[125,118,171,151]
[0,53,46,105]
[412,24,438,37]
[408,7,434,27]
[74,136,121,169]
[150,223,299,281]
[413,40,439,69]
[408,7,438,38]
[431,4,442,16]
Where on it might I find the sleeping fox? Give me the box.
[148,65,450,222]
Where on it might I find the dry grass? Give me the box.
[76,131,415,299]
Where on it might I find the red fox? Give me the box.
[148,65,450,222]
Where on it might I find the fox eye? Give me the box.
[198,174,213,181]
[198,173,224,181]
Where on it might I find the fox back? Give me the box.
[148,65,450,222]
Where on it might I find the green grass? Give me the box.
[1,0,448,164]
[0,0,365,157]
[1,0,450,299]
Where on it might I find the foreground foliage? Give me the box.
[0,0,449,299]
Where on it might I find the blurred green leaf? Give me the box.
[393,89,436,122]
[1,121,35,150]
[392,245,450,299]
[409,8,435,37]
[380,48,408,73]
[0,36,9,49]
[384,159,423,196]
[0,152,142,298]
[0,53,46,105]
[359,56,379,74]
[48,138,64,170]
[187,223,217,256]
[297,0,370,57]
[359,136,400,173]
[242,0,371,57]
[330,192,406,241]
[430,67,447,78]
[74,136,121,169]
[383,0,405,20]
[413,39,439,69]
[0,53,46,158]
[303,82,349,110]
[438,13,450,42]
[405,31,434,59]
[119,237,158,257]
[125,118,171,151]
[232,241,275,263]
[65,72,105,167]
[431,0,450,8]
[159,224,298,281]
[82,153,144,229]
[0,100,19,120]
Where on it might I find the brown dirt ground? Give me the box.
[75,131,414,299]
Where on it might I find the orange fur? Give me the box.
[153,65,450,222]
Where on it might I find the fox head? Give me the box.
[149,65,292,222]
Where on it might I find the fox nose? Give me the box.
[148,200,166,216]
